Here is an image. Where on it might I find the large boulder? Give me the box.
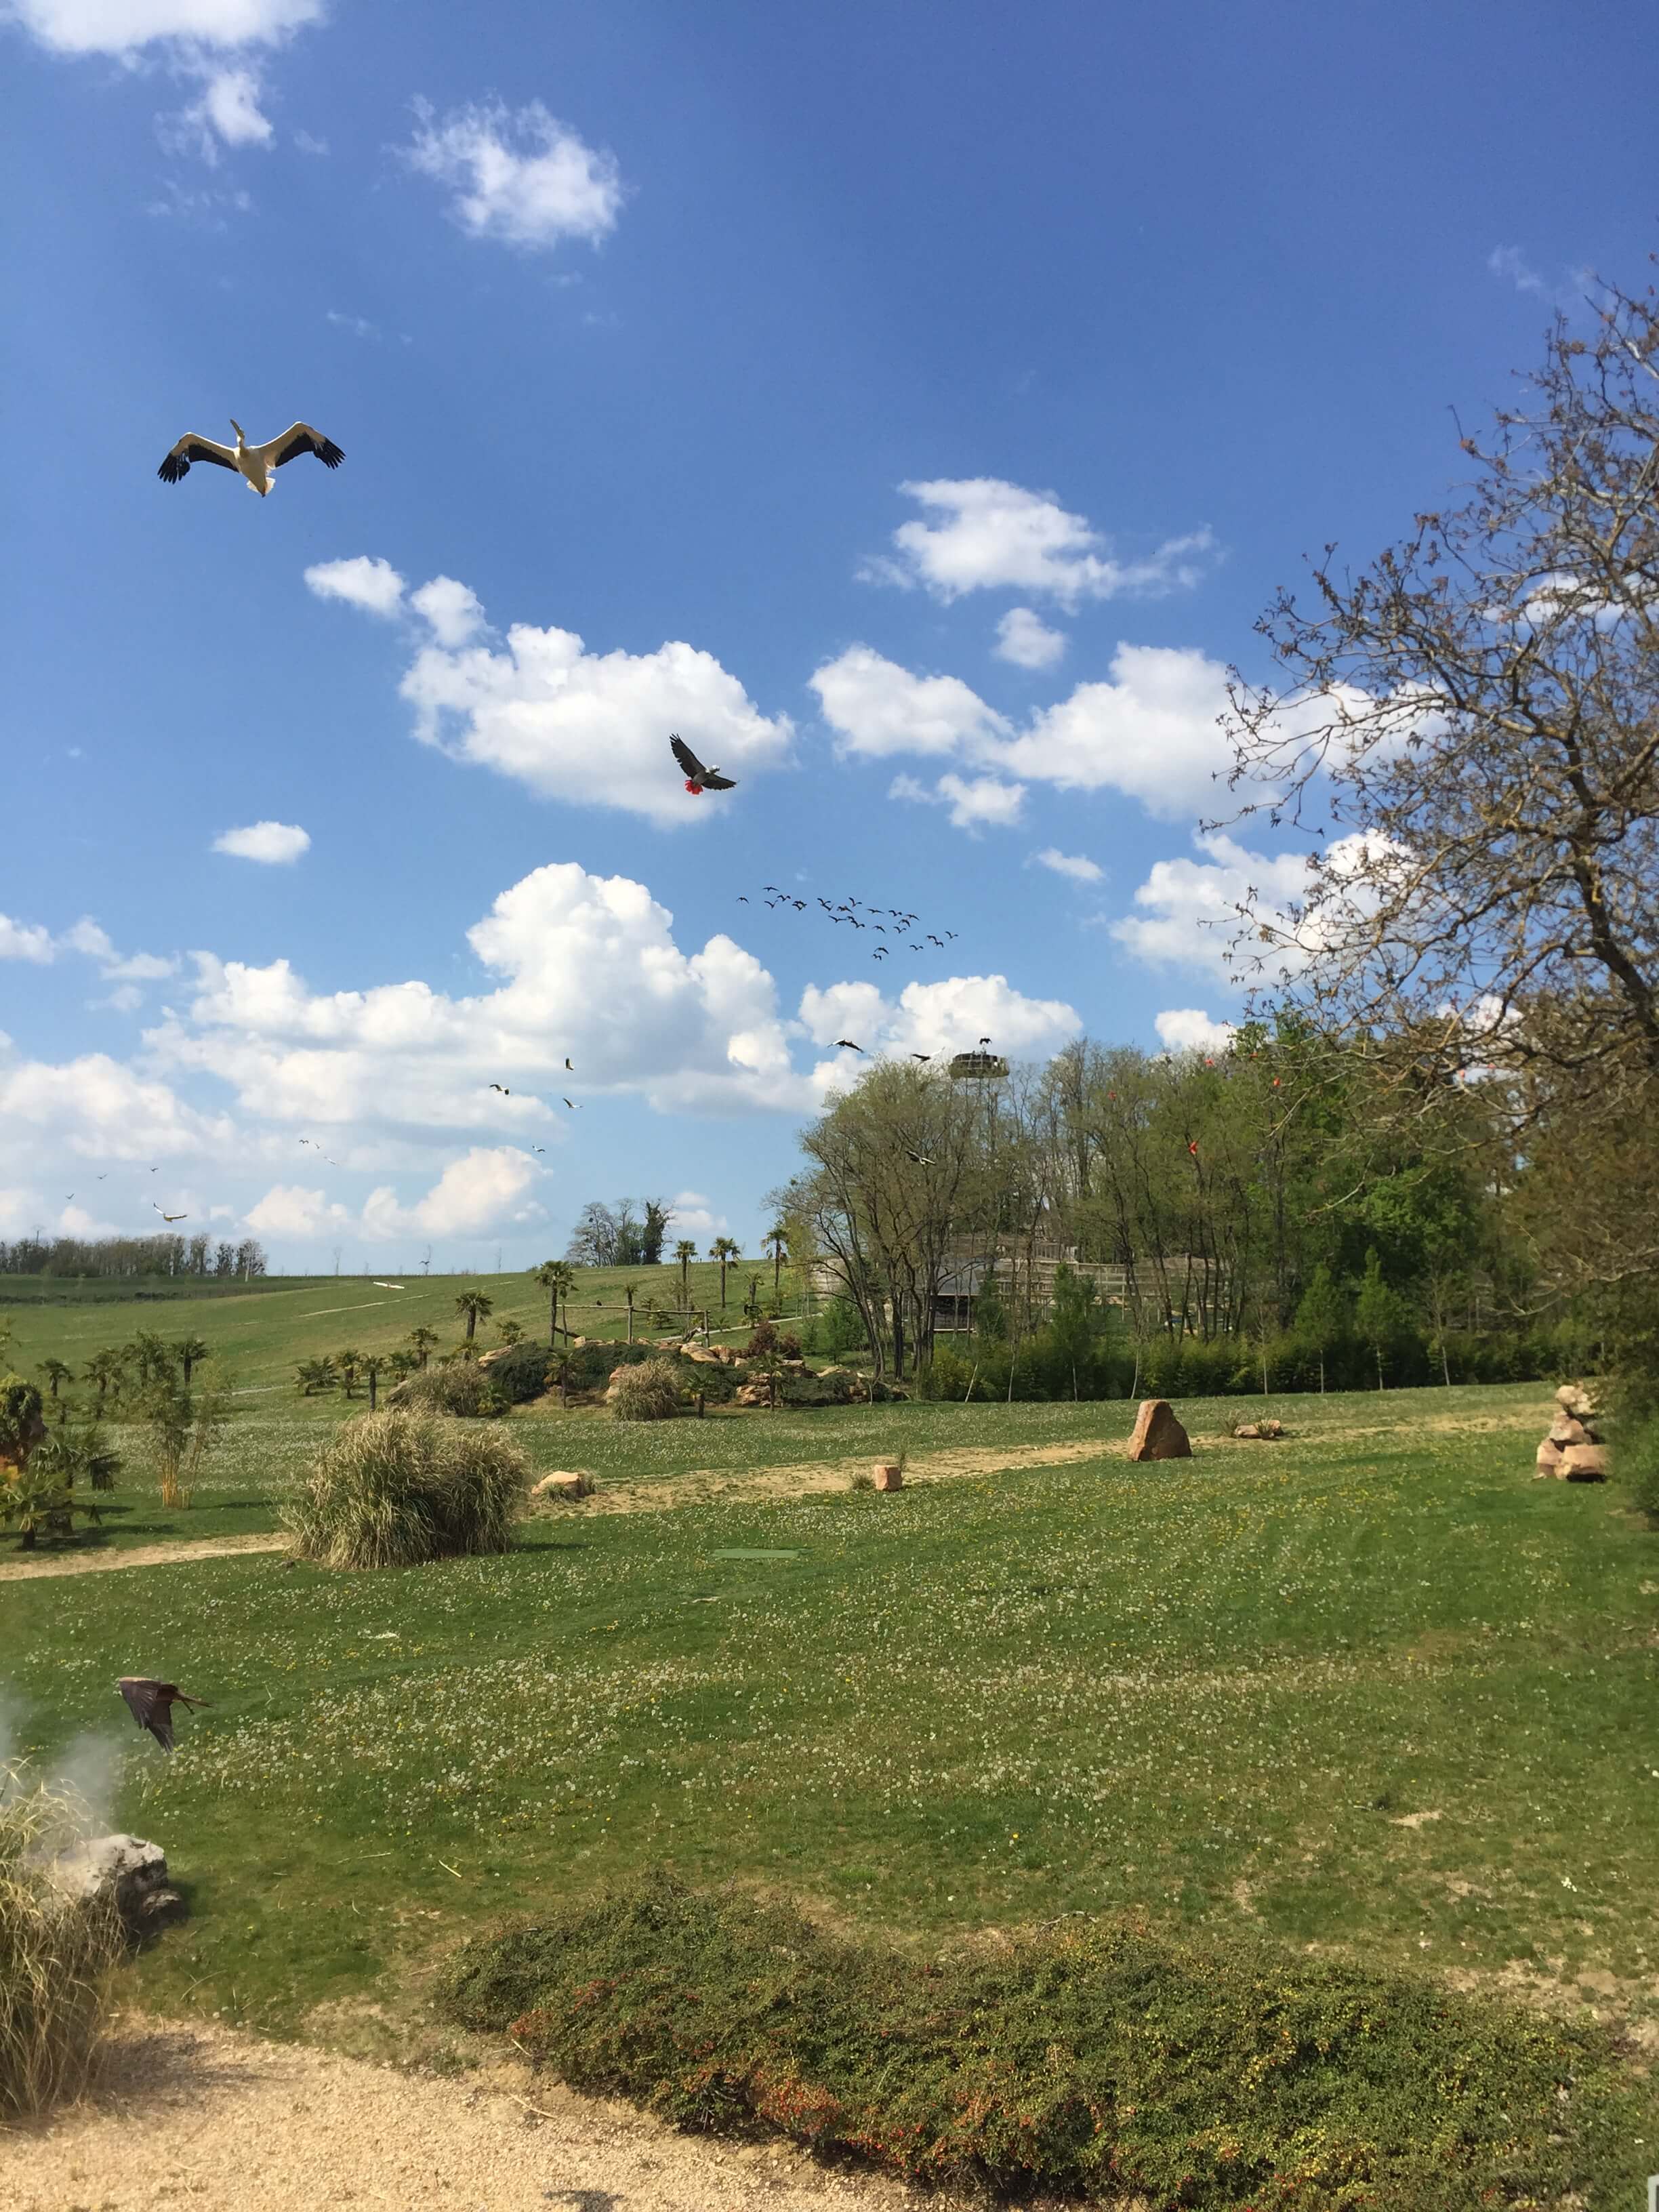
[43,1834,184,1933]
[1555,1381,1601,1420]
[531,1471,592,1502]
[1548,1414,1593,1448]
[1128,1398,1192,1461]
[1535,1438,1564,1478]
[1559,1445,1607,1482]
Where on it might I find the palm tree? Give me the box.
[82,1349,125,1406]
[533,1261,575,1347]
[175,1334,211,1387]
[621,1280,638,1343]
[336,1348,364,1397]
[673,1240,697,1313]
[496,1317,525,1347]
[39,1357,73,1401]
[710,1237,739,1309]
[407,1326,439,1370]
[363,1352,383,1412]
[764,1223,789,1296]
[454,1289,494,1343]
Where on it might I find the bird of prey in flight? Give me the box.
[158,419,344,497]
[670,734,735,794]
[489,1082,510,1094]
[910,1053,931,1062]
[834,1040,865,1053]
[118,1677,207,1754]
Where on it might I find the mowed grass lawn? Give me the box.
[5,1376,1656,2145]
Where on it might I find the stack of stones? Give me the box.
[1535,1382,1607,1482]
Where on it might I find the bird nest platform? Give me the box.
[947,1050,1008,1080]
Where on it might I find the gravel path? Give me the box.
[1,2014,951,2212]
[0,1533,288,1582]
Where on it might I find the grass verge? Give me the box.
[443,1868,1644,2209]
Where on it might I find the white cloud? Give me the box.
[991,644,1236,820]
[800,974,1080,1075]
[1153,1008,1237,1055]
[7,0,321,55]
[403,98,626,252]
[409,574,485,648]
[661,1189,727,1240]
[361,1147,540,1242]
[212,820,310,865]
[811,644,1008,758]
[861,478,1215,610]
[891,770,1025,834]
[1031,848,1103,884]
[0,1051,238,1164]
[186,64,273,152]
[1487,246,1596,312]
[0,915,56,963]
[1109,827,1397,983]
[304,554,406,617]
[994,606,1067,670]
[326,310,377,340]
[243,1182,349,1240]
[397,597,794,829]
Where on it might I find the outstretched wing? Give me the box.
[263,424,346,470]
[669,734,706,781]
[158,435,237,484]
[699,770,737,790]
[119,1677,173,1749]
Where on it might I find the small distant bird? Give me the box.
[118,1677,207,1754]
[96,1174,107,1180]
[562,1098,581,1110]
[907,1150,935,1166]
[372,1282,405,1290]
[793,900,806,910]
[564,1058,574,1071]
[152,1204,187,1221]
[945,930,958,940]
[158,419,344,497]
[835,1040,865,1053]
[978,1036,991,1046]
[737,895,750,903]
[489,1082,510,1094]
[872,947,888,960]
[764,884,781,893]
[909,1052,931,1062]
[65,1193,75,1202]
[531,1145,546,1153]
[670,734,735,794]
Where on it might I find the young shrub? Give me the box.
[610,1357,683,1422]
[386,1364,506,1419]
[281,1408,529,1569]
[0,1765,125,2119]
[1618,1412,1659,1521]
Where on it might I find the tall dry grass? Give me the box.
[609,1357,684,1422]
[0,1763,125,2121]
[281,1408,529,1569]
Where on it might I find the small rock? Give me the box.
[1233,1422,1261,1440]
[1127,1398,1192,1461]
[531,1471,592,1502]
[43,1834,185,1932]
[1536,1438,1563,1477]
[1559,1445,1607,1482]
[1549,1415,1591,1448]
[872,1462,903,1492]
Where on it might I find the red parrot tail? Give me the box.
[685,780,703,794]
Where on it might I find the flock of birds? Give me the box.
[737,886,959,966]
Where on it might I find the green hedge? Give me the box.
[441,1871,1641,2210]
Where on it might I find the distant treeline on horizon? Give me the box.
[0,1231,269,1281]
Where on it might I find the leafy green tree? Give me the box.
[454,1289,495,1343]
[407,1326,439,1370]
[640,1199,672,1266]
[1293,1264,1350,1394]
[710,1236,740,1308]
[136,1361,229,1509]
[1354,1248,1410,1392]
[39,1357,74,1401]
[673,1240,697,1311]
[174,1334,211,1387]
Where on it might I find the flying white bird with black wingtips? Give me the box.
[158,419,344,497]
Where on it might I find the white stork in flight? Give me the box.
[157,419,345,497]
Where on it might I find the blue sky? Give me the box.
[3,0,1654,1273]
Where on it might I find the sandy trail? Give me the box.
[0,2013,955,2212]
[0,1532,289,1582]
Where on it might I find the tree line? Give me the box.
[0,1233,268,1281]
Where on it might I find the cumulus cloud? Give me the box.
[408,575,485,648]
[994,606,1067,670]
[811,644,1008,759]
[1153,1008,1237,1055]
[159,62,273,161]
[0,1050,238,1164]
[361,1147,541,1241]
[0,914,55,962]
[1030,848,1103,884]
[1109,827,1397,983]
[212,821,310,864]
[242,1182,350,1240]
[7,0,321,54]
[304,554,407,617]
[661,1189,729,1239]
[814,639,1239,824]
[798,973,1080,1078]
[890,770,1025,833]
[860,478,1215,610]
[403,97,626,251]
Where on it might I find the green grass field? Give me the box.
[4,1280,1656,2199]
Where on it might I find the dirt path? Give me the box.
[0,2012,963,2212]
[0,1532,289,1583]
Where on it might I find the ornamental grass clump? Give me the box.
[0,1763,125,2120]
[385,1363,506,1419]
[282,1408,528,1569]
[441,1870,1642,2210]
[610,1357,682,1423]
